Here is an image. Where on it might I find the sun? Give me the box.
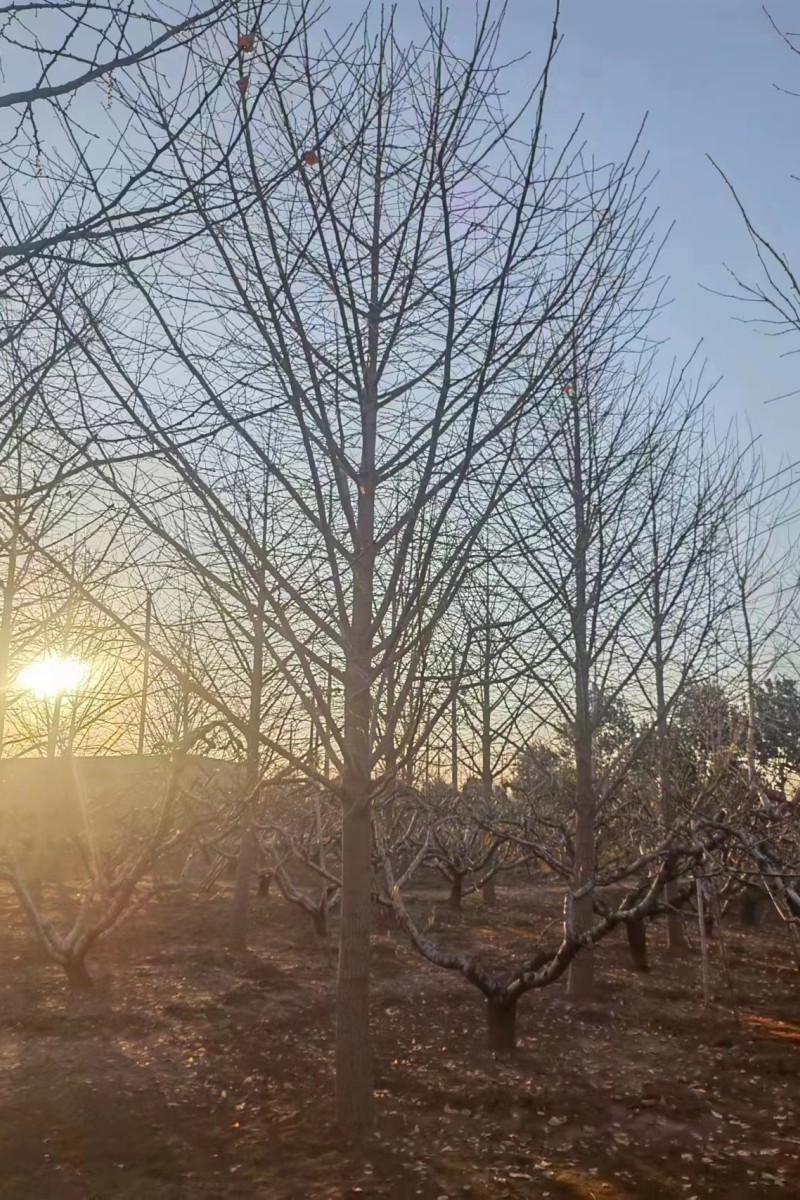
[17,655,90,699]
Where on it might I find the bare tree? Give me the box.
[258,780,341,938]
[377,809,715,1051]
[0,0,235,113]
[635,376,742,953]
[0,724,222,987]
[500,336,743,1000]
[22,2,670,1135]
[502,356,656,1002]
[710,11,800,379]
[420,779,526,911]
[724,456,800,795]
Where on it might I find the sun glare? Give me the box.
[17,655,90,699]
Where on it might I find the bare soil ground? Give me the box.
[0,880,798,1199]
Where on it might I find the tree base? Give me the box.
[665,911,691,956]
[566,951,594,1003]
[487,996,517,1052]
[626,916,649,972]
[64,958,94,990]
[664,943,692,959]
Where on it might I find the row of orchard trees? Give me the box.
[2,0,800,1138]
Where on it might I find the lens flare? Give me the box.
[17,656,90,699]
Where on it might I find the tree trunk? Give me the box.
[230,824,256,953]
[449,875,463,910]
[47,693,63,759]
[312,903,328,939]
[137,591,152,754]
[697,877,711,1006]
[567,727,594,1002]
[651,539,690,958]
[64,956,93,990]
[567,389,595,1005]
[626,916,649,972]
[482,878,498,907]
[486,994,517,1052]
[567,910,594,1001]
[0,512,18,757]
[666,895,690,955]
[480,611,494,805]
[336,794,374,1136]
[257,870,272,897]
[740,890,760,926]
[743,599,758,794]
[450,653,459,793]
[232,553,266,952]
[335,151,379,1138]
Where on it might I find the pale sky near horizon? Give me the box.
[334,0,800,480]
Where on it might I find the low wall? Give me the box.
[0,754,245,832]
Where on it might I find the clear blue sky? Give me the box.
[334,0,800,473]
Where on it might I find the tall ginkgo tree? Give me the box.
[30,3,663,1135]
